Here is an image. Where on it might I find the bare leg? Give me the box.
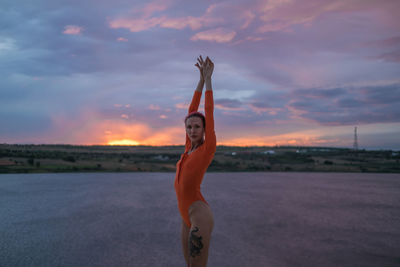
[188,201,214,267]
[181,220,190,267]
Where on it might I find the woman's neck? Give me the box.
[190,139,204,151]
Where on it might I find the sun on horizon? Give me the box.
[107,139,141,146]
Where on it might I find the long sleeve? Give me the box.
[174,90,216,229]
[188,90,201,113]
[204,90,216,153]
[185,90,202,152]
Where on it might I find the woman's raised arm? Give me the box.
[203,57,216,153]
[188,55,205,113]
[184,56,206,151]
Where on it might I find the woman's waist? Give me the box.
[176,193,206,207]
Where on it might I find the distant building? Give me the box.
[153,155,169,161]
[263,150,275,154]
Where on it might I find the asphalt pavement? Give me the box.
[1,172,399,267]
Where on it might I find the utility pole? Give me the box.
[353,126,358,150]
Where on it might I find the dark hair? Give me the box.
[184,111,205,128]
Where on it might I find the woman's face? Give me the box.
[185,116,204,143]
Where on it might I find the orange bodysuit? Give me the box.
[174,90,216,228]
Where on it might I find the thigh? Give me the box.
[188,201,214,266]
[181,220,190,265]
[188,200,214,229]
[188,223,213,266]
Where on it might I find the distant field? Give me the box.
[0,144,399,173]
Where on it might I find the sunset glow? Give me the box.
[1,0,399,149]
[108,139,141,146]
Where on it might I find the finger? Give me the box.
[200,55,204,64]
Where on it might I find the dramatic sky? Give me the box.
[1,0,400,149]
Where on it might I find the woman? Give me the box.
[174,55,216,267]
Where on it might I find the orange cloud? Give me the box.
[160,16,204,30]
[140,1,170,17]
[254,0,375,34]
[63,25,83,35]
[240,10,256,29]
[109,16,166,32]
[190,28,236,43]
[91,121,184,146]
[47,107,349,147]
[109,3,222,33]
[219,131,343,147]
[49,108,187,146]
[175,103,189,109]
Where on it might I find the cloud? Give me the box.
[375,50,400,63]
[364,36,400,47]
[248,101,283,115]
[148,104,161,110]
[293,88,347,99]
[361,84,400,104]
[214,98,244,110]
[219,130,344,147]
[2,0,400,149]
[254,0,392,34]
[0,37,16,52]
[108,2,222,32]
[240,10,256,29]
[287,83,400,125]
[41,108,185,145]
[0,111,53,138]
[63,25,83,35]
[140,1,170,17]
[109,16,166,32]
[190,28,237,43]
[175,103,189,110]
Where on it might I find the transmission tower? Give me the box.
[353,126,358,150]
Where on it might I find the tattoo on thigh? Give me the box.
[189,226,204,258]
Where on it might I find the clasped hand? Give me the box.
[195,55,214,81]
